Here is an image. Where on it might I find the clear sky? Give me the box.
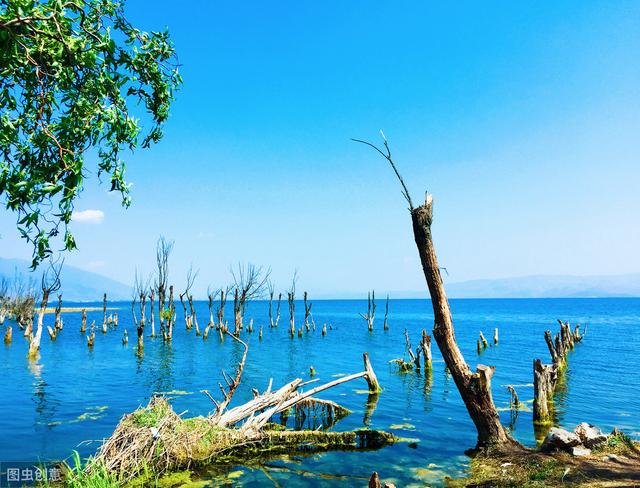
[1,1,639,297]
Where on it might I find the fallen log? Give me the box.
[94,344,391,482]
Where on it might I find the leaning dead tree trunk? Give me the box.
[355,134,516,449]
[360,290,376,331]
[533,320,586,424]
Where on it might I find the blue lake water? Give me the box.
[1,297,639,486]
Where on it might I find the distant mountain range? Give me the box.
[0,257,131,301]
[445,273,640,298]
[1,257,638,300]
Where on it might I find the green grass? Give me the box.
[129,402,171,428]
[62,451,119,488]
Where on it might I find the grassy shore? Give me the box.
[447,432,640,487]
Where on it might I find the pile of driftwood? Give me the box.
[94,332,393,482]
[533,320,586,424]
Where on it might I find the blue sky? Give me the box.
[1,1,639,296]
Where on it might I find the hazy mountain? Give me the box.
[0,257,131,301]
[444,273,640,298]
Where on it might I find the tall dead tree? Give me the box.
[231,264,269,336]
[287,273,297,337]
[355,133,516,449]
[28,261,62,359]
[181,266,198,330]
[155,237,174,341]
[360,290,376,331]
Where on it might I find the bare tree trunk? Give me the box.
[179,292,190,329]
[188,294,200,336]
[411,196,514,448]
[81,308,87,333]
[149,289,155,337]
[28,290,49,359]
[288,291,295,337]
[420,329,432,369]
[303,291,312,332]
[102,293,107,330]
[268,290,274,328]
[54,294,63,330]
[275,292,281,327]
[217,290,226,330]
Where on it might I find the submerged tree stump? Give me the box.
[4,325,12,344]
[533,320,585,424]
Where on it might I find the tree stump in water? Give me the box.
[87,331,95,348]
[363,352,382,393]
[493,328,499,345]
[479,331,489,349]
[4,325,12,344]
[420,329,432,369]
[534,320,585,424]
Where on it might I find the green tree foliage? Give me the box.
[0,0,181,267]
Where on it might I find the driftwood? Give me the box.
[533,320,585,424]
[95,339,389,482]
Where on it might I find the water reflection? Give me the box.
[363,392,379,426]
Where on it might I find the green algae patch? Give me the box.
[389,422,416,431]
[156,390,192,396]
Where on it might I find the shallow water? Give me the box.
[1,298,639,486]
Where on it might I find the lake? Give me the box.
[1,297,639,486]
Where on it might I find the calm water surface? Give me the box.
[1,298,639,486]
